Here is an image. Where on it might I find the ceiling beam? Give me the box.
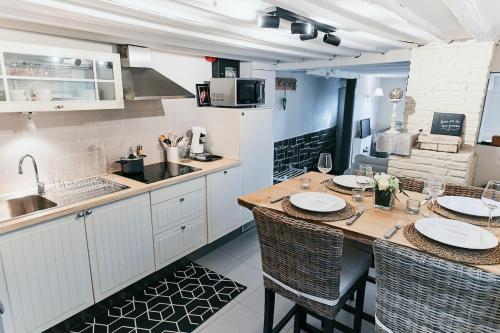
[441,0,496,41]
[368,0,448,42]
[275,48,411,70]
[267,0,427,44]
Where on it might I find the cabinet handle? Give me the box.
[85,210,93,215]
[77,212,85,218]
[179,197,185,202]
[181,226,186,231]
[224,170,228,175]
[241,112,245,116]
[55,105,64,109]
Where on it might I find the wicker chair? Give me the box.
[252,207,371,333]
[398,176,425,193]
[373,239,500,333]
[444,183,483,198]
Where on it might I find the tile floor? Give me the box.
[188,229,376,333]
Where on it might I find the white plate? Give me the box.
[332,175,375,189]
[289,192,346,213]
[437,196,500,218]
[415,218,498,250]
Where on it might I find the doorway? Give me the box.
[334,78,357,174]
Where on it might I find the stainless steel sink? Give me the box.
[0,195,57,221]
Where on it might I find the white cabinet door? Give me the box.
[0,214,93,333]
[85,193,155,302]
[207,166,243,242]
[154,215,207,270]
[240,107,273,223]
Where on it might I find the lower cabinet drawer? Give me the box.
[151,189,206,235]
[154,215,207,270]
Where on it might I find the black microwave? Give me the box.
[210,78,265,107]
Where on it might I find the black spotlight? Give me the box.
[300,28,318,41]
[323,33,341,46]
[258,14,280,28]
[291,22,314,35]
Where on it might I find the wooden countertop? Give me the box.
[238,172,500,275]
[0,158,240,236]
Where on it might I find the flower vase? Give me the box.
[374,189,395,210]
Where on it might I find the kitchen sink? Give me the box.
[0,195,57,221]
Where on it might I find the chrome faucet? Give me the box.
[18,154,45,196]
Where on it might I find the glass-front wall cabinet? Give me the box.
[0,41,123,111]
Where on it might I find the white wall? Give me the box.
[352,75,381,137]
[373,77,408,129]
[273,71,341,141]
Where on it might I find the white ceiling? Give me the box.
[0,0,499,64]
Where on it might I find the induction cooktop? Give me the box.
[114,162,201,184]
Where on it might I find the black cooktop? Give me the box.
[114,162,201,184]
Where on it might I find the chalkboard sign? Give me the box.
[430,112,465,136]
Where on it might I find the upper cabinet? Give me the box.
[0,41,124,112]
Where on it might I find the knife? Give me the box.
[270,195,287,204]
[346,210,364,225]
[384,221,403,239]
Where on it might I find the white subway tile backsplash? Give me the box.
[0,98,200,194]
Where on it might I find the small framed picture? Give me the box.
[196,84,211,107]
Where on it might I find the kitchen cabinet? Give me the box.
[85,193,155,302]
[0,41,123,112]
[154,215,207,269]
[207,166,243,242]
[199,107,273,224]
[0,214,94,333]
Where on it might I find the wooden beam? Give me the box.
[275,48,411,70]
[442,0,496,41]
[369,0,448,42]
[268,0,429,44]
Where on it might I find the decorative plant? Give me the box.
[373,173,408,206]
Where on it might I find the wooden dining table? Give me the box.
[238,172,500,275]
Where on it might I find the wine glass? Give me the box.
[481,181,500,229]
[317,153,332,192]
[424,179,445,217]
[356,165,374,194]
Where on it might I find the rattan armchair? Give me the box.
[252,207,371,333]
[373,239,500,333]
[444,183,483,198]
[398,176,425,193]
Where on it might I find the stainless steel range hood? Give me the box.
[118,45,195,100]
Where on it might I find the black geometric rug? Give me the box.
[67,262,246,333]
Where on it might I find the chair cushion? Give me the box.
[339,243,372,296]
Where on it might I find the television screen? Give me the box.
[360,118,371,138]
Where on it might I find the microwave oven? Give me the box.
[210,78,265,107]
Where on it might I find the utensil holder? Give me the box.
[166,147,179,162]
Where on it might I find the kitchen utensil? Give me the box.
[384,221,403,239]
[346,210,364,225]
[333,175,375,189]
[159,134,166,143]
[115,146,146,174]
[166,147,179,162]
[270,195,288,204]
[414,218,498,250]
[437,196,500,218]
[289,192,346,213]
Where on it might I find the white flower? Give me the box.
[378,178,390,191]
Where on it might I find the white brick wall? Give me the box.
[388,145,477,185]
[405,40,495,145]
